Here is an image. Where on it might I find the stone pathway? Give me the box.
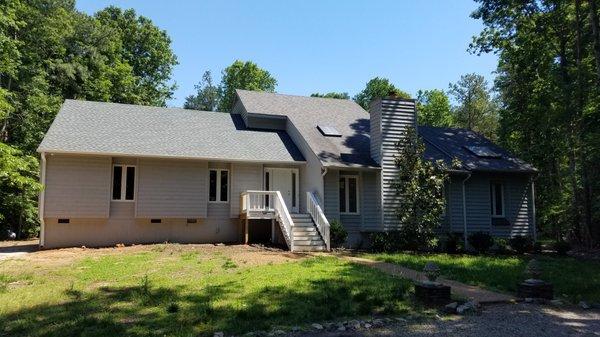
[344,256,516,304]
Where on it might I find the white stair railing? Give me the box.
[306,191,330,251]
[241,190,294,251]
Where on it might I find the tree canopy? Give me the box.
[217,60,277,112]
[184,71,219,111]
[416,89,453,127]
[353,77,411,110]
[310,92,350,99]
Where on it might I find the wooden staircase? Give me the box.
[291,213,327,252]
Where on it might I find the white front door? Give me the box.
[265,168,299,213]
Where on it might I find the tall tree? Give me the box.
[448,73,499,140]
[217,60,277,112]
[184,71,219,111]
[416,89,453,127]
[310,92,350,99]
[353,77,411,110]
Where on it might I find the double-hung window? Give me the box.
[490,182,505,218]
[339,175,359,214]
[112,165,136,201]
[209,169,229,202]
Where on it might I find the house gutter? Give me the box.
[461,172,472,248]
[39,152,47,248]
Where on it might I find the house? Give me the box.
[37,90,537,250]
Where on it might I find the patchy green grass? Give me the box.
[364,252,600,303]
[0,246,422,337]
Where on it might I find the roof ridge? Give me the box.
[236,89,357,103]
[65,99,228,116]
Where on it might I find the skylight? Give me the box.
[464,146,501,158]
[317,125,342,137]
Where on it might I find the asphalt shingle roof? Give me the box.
[236,90,376,168]
[418,126,536,173]
[37,100,304,163]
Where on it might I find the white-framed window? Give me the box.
[339,175,359,214]
[209,169,229,203]
[490,182,505,218]
[112,165,136,201]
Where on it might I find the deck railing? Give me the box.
[240,190,294,250]
[306,191,330,251]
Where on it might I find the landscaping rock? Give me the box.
[444,302,458,313]
[372,318,384,326]
[336,325,346,332]
[457,301,478,315]
[579,301,591,310]
[348,320,360,330]
[291,326,300,332]
[311,323,323,330]
[364,323,372,329]
[273,329,285,335]
[214,332,224,337]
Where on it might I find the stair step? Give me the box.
[293,239,324,245]
[293,245,326,252]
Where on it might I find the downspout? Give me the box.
[461,172,472,249]
[530,175,538,242]
[38,152,47,248]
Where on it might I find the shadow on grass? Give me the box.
[0,260,415,337]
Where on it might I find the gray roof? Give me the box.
[236,90,376,168]
[38,100,304,163]
[418,126,536,173]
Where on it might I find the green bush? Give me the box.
[554,240,571,256]
[442,232,463,254]
[329,220,348,247]
[369,231,403,252]
[467,232,494,254]
[493,238,510,254]
[509,235,533,254]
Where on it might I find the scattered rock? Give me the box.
[348,320,360,330]
[364,323,372,329]
[323,322,335,330]
[550,299,564,306]
[456,301,478,315]
[336,325,346,332]
[525,297,533,303]
[444,302,458,313]
[273,329,285,335]
[291,326,300,332]
[395,317,407,323]
[214,332,224,337]
[311,323,323,330]
[372,318,384,326]
[579,301,591,310]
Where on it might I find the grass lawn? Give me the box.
[364,252,600,303]
[0,244,422,337]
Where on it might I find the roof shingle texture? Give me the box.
[418,126,536,173]
[236,90,376,168]
[38,100,304,163]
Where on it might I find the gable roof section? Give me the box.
[38,100,304,163]
[235,90,377,168]
[418,126,536,173]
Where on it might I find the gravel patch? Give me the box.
[295,303,600,337]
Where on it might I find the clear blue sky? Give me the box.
[76,0,497,108]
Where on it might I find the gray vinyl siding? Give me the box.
[369,101,382,164]
[230,163,263,217]
[370,98,417,230]
[323,169,340,221]
[464,175,492,233]
[492,176,532,238]
[286,119,324,211]
[361,170,381,231]
[136,158,208,218]
[448,176,465,233]
[44,154,111,218]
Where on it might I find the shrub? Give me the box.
[554,240,571,256]
[369,231,404,252]
[494,238,510,254]
[509,235,533,254]
[167,302,180,313]
[533,241,542,254]
[467,232,494,254]
[442,232,463,254]
[329,220,348,248]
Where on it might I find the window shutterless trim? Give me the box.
[340,175,360,215]
[208,169,229,203]
[490,182,505,218]
[112,164,136,202]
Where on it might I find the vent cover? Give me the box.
[317,125,342,137]
[464,146,501,158]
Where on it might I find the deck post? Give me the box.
[244,218,249,244]
[271,219,275,243]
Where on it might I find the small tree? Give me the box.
[392,127,448,251]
